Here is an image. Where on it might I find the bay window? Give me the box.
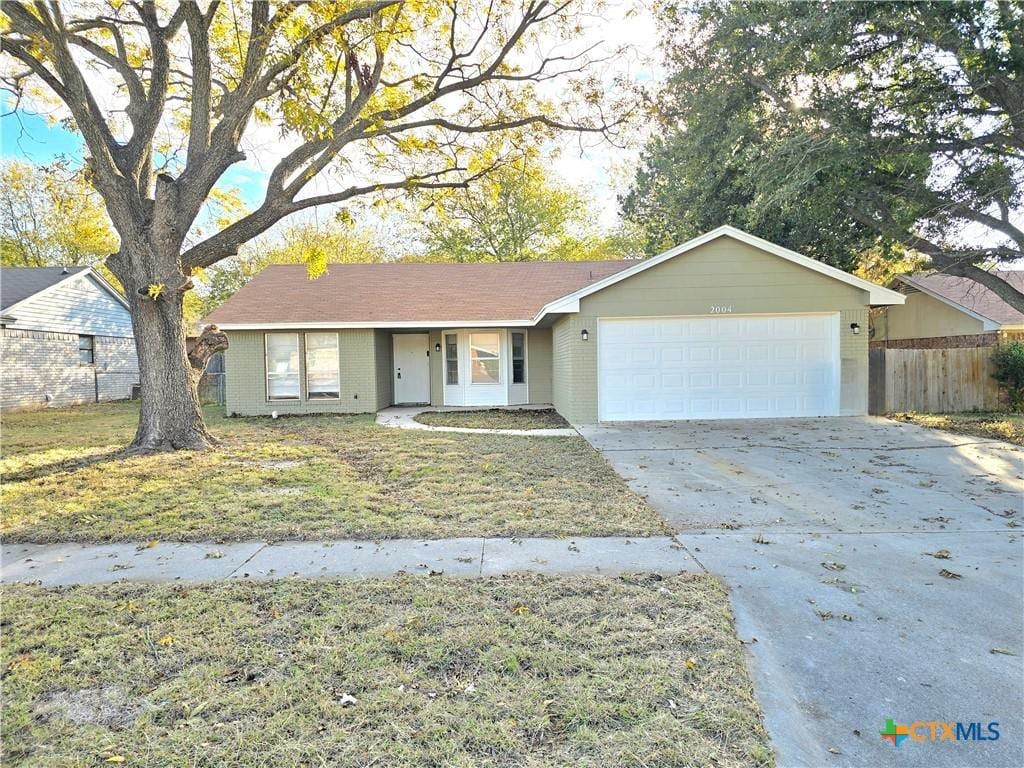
[266,332,300,400]
[470,332,500,384]
[305,332,340,399]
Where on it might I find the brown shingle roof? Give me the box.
[203,260,635,326]
[899,271,1024,326]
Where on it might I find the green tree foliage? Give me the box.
[991,341,1024,412]
[0,159,118,267]
[1,1,625,451]
[624,1,1023,306]
[419,159,641,262]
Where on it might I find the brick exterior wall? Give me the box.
[1,328,139,410]
[839,308,869,415]
[870,332,1002,350]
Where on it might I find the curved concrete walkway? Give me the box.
[376,406,578,436]
[1,536,696,586]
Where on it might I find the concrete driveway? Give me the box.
[580,417,1023,768]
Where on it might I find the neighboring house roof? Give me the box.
[895,271,1024,329]
[203,225,905,329]
[1,266,89,311]
[0,266,129,318]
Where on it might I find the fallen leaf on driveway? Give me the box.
[926,549,952,559]
[821,561,846,571]
[939,569,962,580]
[136,539,159,551]
[990,648,1016,656]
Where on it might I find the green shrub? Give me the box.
[991,341,1024,412]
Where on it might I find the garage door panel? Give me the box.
[599,314,839,421]
[688,346,714,363]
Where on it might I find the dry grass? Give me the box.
[889,411,1024,446]
[0,402,667,543]
[1,573,773,768]
[414,408,571,430]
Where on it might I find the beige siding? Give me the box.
[224,329,380,416]
[373,329,393,408]
[553,238,873,423]
[429,330,443,406]
[552,314,591,422]
[839,308,869,415]
[877,291,985,341]
[527,326,553,404]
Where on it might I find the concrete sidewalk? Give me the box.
[1,536,698,586]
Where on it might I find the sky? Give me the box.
[0,2,660,240]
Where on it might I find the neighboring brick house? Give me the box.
[1,266,139,410]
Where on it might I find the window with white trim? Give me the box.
[266,332,300,400]
[511,332,526,384]
[445,333,458,385]
[469,332,500,384]
[305,332,340,399]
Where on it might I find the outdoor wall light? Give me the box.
[581,328,589,341]
[435,342,442,352]
[850,322,861,335]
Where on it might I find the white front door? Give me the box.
[598,314,840,421]
[393,333,430,404]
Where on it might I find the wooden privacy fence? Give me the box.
[869,346,1001,414]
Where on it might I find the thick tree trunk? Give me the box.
[118,254,215,454]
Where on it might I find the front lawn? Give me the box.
[889,411,1024,446]
[414,408,571,430]
[0,402,667,543]
[1,573,772,768]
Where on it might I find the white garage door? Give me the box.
[598,314,840,421]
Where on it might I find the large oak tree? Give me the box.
[624,1,1023,305]
[1,0,623,452]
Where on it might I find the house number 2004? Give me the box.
[710,305,733,314]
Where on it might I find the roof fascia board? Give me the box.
[534,225,905,321]
[896,275,1002,329]
[213,319,538,331]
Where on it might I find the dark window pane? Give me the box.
[445,334,458,385]
[511,333,525,383]
[78,335,94,364]
[512,359,525,384]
